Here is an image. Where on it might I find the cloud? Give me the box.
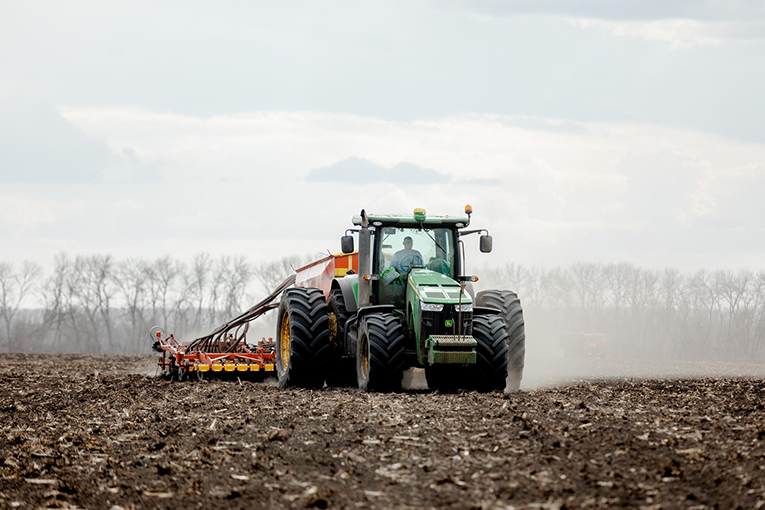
[458,1,765,23]
[306,157,450,184]
[566,18,765,47]
[0,94,109,182]
[499,117,586,135]
[0,194,59,234]
[455,178,503,186]
[696,164,765,229]
[27,106,765,271]
[456,1,765,47]
[4,3,765,144]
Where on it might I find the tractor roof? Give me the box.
[352,213,469,227]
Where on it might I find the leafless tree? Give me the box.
[752,271,765,357]
[253,255,306,296]
[115,258,149,352]
[41,253,70,349]
[188,253,213,331]
[0,261,42,352]
[65,256,115,353]
[219,255,252,319]
[567,262,606,331]
[149,256,184,332]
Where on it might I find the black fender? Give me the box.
[472,306,502,316]
[356,305,396,321]
[343,305,397,350]
[332,278,358,314]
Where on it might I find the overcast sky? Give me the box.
[2,1,764,271]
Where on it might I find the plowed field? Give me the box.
[1,354,764,509]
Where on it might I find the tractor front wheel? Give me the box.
[276,288,332,388]
[470,314,510,392]
[357,313,407,391]
[475,290,526,392]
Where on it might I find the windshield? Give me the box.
[377,227,455,278]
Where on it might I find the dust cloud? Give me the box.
[523,332,765,390]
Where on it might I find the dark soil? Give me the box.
[1,354,764,509]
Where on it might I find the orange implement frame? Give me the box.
[151,274,297,380]
[154,331,276,379]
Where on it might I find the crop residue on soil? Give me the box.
[1,354,764,509]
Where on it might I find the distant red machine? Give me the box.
[560,333,609,359]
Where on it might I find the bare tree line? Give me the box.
[480,262,765,360]
[0,253,306,354]
[1,255,764,359]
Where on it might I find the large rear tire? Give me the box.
[475,290,526,392]
[326,288,356,387]
[276,288,332,389]
[357,313,406,392]
[470,315,510,392]
[327,288,350,350]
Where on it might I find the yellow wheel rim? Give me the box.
[280,312,290,367]
[328,312,338,345]
[359,333,369,381]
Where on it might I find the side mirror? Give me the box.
[341,235,354,254]
[479,234,493,253]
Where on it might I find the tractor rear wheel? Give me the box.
[276,288,332,388]
[327,288,350,349]
[325,288,356,387]
[357,313,407,391]
[470,314,510,392]
[475,290,526,392]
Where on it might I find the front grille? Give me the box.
[420,307,472,342]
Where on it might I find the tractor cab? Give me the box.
[347,208,484,367]
[374,225,458,310]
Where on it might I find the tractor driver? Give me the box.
[391,236,423,274]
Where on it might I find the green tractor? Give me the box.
[275,207,526,392]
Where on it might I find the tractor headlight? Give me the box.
[454,303,473,313]
[421,302,444,312]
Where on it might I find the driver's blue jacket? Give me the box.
[391,249,423,273]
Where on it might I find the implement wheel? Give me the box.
[175,363,186,382]
[476,290,525,392]
[166,359,176,380]
[276,288,332,388]
[357,313,406,392]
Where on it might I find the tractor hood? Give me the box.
[407,269,472,304]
